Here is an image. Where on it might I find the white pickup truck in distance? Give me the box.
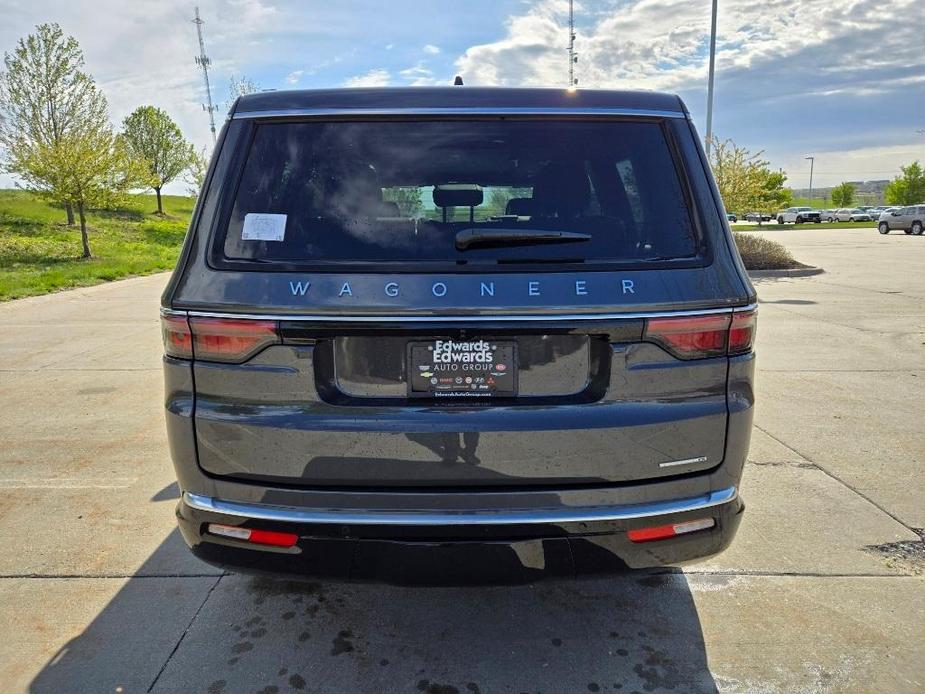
[776,207,821,224]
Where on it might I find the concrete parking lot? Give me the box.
[0,227,922,693]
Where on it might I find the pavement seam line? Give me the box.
[145,572,226,693]
[753,423,920,538]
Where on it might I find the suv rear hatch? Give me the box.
[167,111,753,488]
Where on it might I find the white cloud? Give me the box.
[0,0,282,155]
[450,0,925,178]
[454,0,925,95]
[1,0,923,192]
[780,144,923,189]
[399,63,438,86]
[343,68,390,88]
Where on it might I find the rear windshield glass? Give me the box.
[221,120,699,267]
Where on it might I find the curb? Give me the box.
[747,266,825,278]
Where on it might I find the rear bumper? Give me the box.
[176,487,744,584]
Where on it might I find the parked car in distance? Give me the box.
[777,207,821,224]
[160,87,755,583]
[878,205,925,235]
[744,212,772,222]
[821,208,837,221]
[726,212,737,222]
[833,208,873,222]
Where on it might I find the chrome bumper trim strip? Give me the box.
[182,486,738,526]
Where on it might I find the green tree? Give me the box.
[830,182,855,207]
[708,136,791,224]
[488,187,532,215]
[0,23,104,225]
[19,105,148,258]
[184,146,211,196]
[884,161,925,205]
[382,187,423,217]
[121,106,194,213]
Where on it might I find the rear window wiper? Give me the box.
[455,228,592,250]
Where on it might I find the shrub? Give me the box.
[732,232,801,270]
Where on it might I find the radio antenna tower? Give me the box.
[567,0,578,88]
[192,6,217,144]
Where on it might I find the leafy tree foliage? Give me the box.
[708,136,791,223]
[228,75,260,107]
[0,23,104,225]
[21,125,148,257]
[382,187,423,217]
[488,187,532,214]
[184,146,211,196]
[0,24,147,257]
[884,161,925,205]
[830,182,856,207]
[121,106,194,213]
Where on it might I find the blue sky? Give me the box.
[1,0,924,193]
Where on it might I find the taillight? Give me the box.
[644,313,730,359]
[189,317,279,363]
[161,314,192,359]
[643,308,756,360]
[728,308,757,355]
[160,313,280,363]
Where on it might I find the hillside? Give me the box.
[0,189,193,301]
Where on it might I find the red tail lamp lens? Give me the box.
[728,308,757,355]
[644,314,730,359]
[627,518,715,543]
[161,314,193,359]
[188,317,279,363]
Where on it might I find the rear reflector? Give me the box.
[160,314,280,363]
[208,523,298,547]
[627,517,715,543]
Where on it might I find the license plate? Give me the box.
[408,339,518,398]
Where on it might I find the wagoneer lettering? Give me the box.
[286,277,640,300]
[162,87,755,583]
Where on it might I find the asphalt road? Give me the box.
[1,227,923,693]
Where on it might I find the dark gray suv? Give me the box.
[161,87,756,583]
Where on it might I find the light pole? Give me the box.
[704,0,718,157]
[805,156,815,203]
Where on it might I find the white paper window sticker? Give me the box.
[242,213,287,242]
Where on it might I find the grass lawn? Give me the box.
[0,189,193,301]
[731,221,876,231]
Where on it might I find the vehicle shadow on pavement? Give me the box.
[28,530,719,694]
